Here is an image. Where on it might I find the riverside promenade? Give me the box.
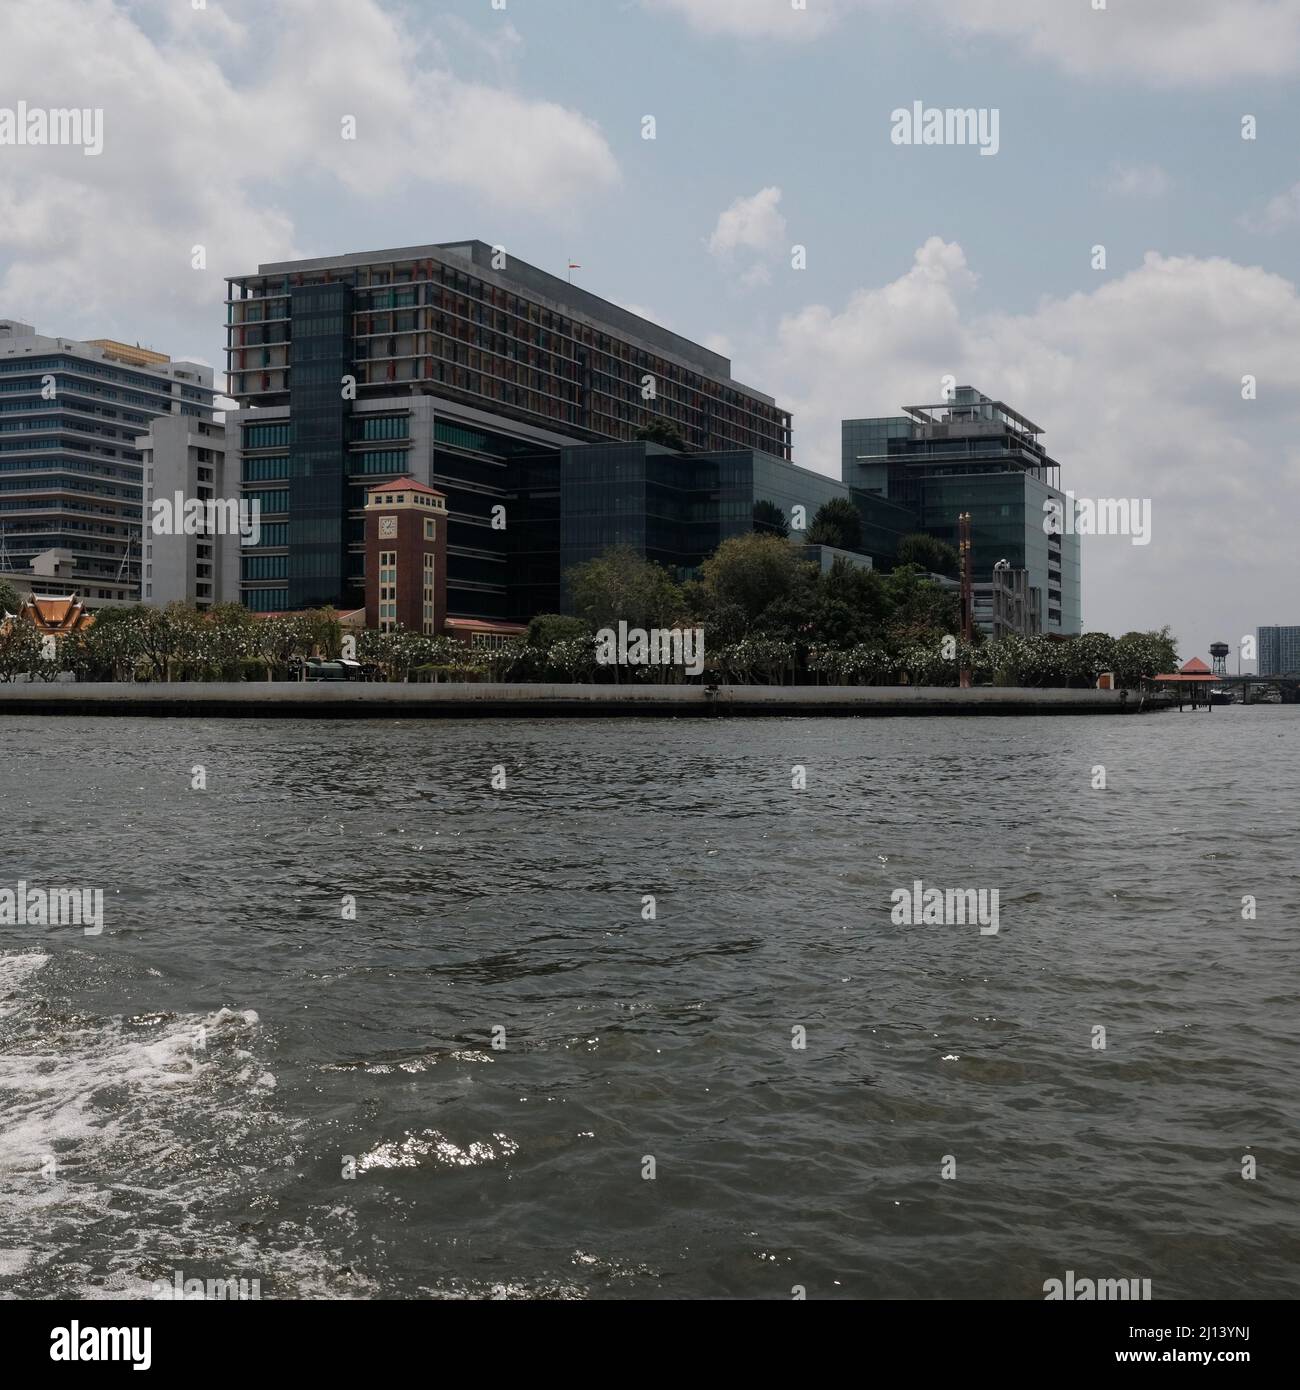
[0,683,1163,718]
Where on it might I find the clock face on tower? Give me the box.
[378,516,398,538]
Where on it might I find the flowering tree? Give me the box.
[0,620,42,682]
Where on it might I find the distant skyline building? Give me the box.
[842,386,1082,636]
[224,240,792,620]
[138,416,238,610]
[0,319,214,603]
[1257,625,1300,676]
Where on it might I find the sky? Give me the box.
[2,0,1298,665]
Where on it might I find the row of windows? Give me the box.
[348,449,410,476]
[0,457,140,483]
[0,356,203,397]
[0,376,178,411]
[243,489,289,513]
[244,422,292,449]
[0,397,152,430]
[242,455,290,482]
[354,415,409,441]
[242,553,287,580]
[244,587,288,611]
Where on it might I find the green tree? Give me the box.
[546,635,599,681]
[1113,627,1179,687]
[805,497,862,552]
[752,499,789,539]
[0,580,22,617]
[635,419,687,451]
[896,533,960,579]
[0,620,42,682]
[881,565,961,648]
[565,546,683,631]
[1068,631,1119,686]
[525,613,591,649]
[808,559,889,649]
[699,533,816,633]
[299,607,345,660]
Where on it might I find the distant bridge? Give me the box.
[1206,674,1300,703]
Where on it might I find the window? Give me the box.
[378,550,397,630]
[422,552,437,634]
[242,456,289,482]
[244,419,291,447]
[424,517,436,541]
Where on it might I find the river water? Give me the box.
[1,710,1297,1299]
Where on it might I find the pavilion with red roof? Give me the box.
[1153,656,1219,710]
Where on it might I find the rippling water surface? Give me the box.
[1,710,1297,1299]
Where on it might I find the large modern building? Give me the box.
[552,443,850,605]
[843,386,1082,635]
[1257,626,1300,676]
[0,319,215,603]
[138,416,239,609]
[224,241,792,620]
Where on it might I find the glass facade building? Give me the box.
[1257,626,1300,675]
[226,242,792,616]
[234,396,565,618]
[842,387,1082,635]
[0,320,214,603]
[557,444,858,604]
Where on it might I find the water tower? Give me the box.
[1210,642,1230,676]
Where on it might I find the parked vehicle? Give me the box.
[303,658,365,682]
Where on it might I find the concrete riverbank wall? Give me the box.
[0,683,1161,718]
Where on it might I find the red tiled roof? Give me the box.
[1180,657,1212,674]
[365,477,445,497]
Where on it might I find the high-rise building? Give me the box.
[1257,626,1300,675]
[0,319,214,603]
[138,416,239,610]
[224,241,792,620]
[843,387,1082,635]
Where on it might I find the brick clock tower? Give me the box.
[363,478,448,634]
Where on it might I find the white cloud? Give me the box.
[744,239,1300,651]
[1243,181,1300,232]
[708,187,787,258]
[643,0,849,41]
[0,0,619,344]
[940,0,1300,85]
[648,0,1300,84]
[1103,161,1173,199]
